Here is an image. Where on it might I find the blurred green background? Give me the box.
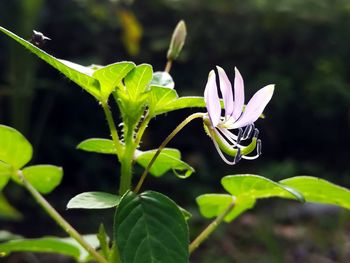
[1,0,350,262]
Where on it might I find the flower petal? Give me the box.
[204,70,221,127]
[232,67,245,121]
[232,84,275,129]
[216,66,233,118]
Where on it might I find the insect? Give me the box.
[29,30,51,46]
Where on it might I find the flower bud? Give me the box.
[167,20,187,61]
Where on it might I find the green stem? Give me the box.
[134,112,205,193]
[101,102,123,157]
[17,171,107,263]
[119,150,133,195]
[189,199,235,254]
[119,122,137,195]
[134,112,151,147]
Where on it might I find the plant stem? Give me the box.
[189,199,235,254]
[101,101,123,157]
[18,171,107,263]
[134,112,205,193]
[134,112,151,147]
[119,122,137,195]
[164,60,173,73]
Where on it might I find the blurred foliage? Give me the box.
[1,0,350,262]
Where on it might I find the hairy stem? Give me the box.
[18,171,107,263]
[134,112,151,147]
[101,102,123,157]
[119,121,137,195]
[134,112,205,193]
[189,199,235,254]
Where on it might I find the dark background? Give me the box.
[1,0,350,262]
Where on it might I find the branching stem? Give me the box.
[101,101,123,157]
[18,171,107,263]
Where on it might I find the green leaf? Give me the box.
[93,61,135,100]
[0,238,79,259]
[135,148,194,178]
[97,224,110,259]
[0,27,101,99]
[150,72,175,89]
[196,174,304,223]
[148,86,205,116]
[165,96,206,112]
[280,176,350,209]
[0,194,22,221]
[0,161,12,191]
[77,138,116,154]
[22,165,63,194]
[0,235,99,262]
[222,174,304,201]
[196,194,234,219]
[67,191,120,209]
[0,124,32,169]
[196,194,255,223]
[124,64,153,99]
[148,86,178,116]
[114,191,189,263]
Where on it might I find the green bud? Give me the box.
[167,20,187,61]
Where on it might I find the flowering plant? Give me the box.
[0,21,349,263]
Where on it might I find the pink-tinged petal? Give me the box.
[216,66,233,118]
[232,67,245,121]
[204,70,221,127]
[232,84,275,129]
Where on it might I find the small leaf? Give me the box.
[196,194,255,223]
[67,192,120,209]
[97,224,110,258]
[150,72,175,89]
[135,148,194,178]
[93,61,135,99]
[148,86,178,116]
[22,165,63,194]
[0,161,12,191]
[196,194,234,219]
[114,191,189,263]
[0,125,32,169]
[148,86,205,116]
[0,194,22,221]
[0,27,101,99]
[124,64,153,99]
[77,138,116,154]
[280,176,350,209]
[0,235,99,262]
